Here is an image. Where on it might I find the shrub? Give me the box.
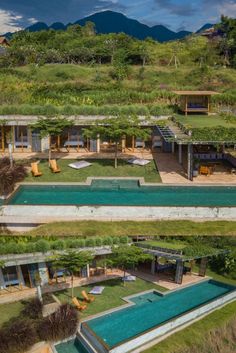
[38,304,78,342]
[0,158,27,196]
[112,237,120,245]
[0,319,38,353]
[51,240,65,250]
[103,236,113,246]
[120,236,129,244]
[95,237,103,246]
[85,237,96,247]
[22,298,43,319]
[35,239,50,253]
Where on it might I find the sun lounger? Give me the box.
[72,297,87,311]
[199,166,211,176]
[68,161,92,169]
[127,158,150,166]
[89,286,105,295]
[122,275,136,282]
[81,290,95,303]
[50,159,61,173]
[31,162,42,177]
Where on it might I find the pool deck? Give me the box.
[129,270,210,290]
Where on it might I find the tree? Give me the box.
[111,245,152,284]
[0,158,27,197]
[51,251,94,298]
[83,115,151,168]
[30,117,74,161]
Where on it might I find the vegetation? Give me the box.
[0,157,27,196]
[83,115,151,168]
[142,301,236,353]
[111,245,152,279]
[31,116,74,161]
[55,277,167,318]
[24,159,161,183]
[38,304,78,342]
[0,235,129,255]
[10,220,236,236]
[51,250,94,297]
[140,240,186,250]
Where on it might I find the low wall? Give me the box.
[109,291,236,353]
[1,205,236,223]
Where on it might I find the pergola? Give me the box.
[173,90,219,116]
[137,244,225,285]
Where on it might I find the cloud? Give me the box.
[0,0,126,27]
[154,0,195,16]
[0,9,23,33]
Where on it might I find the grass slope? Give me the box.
[17,220,236,236]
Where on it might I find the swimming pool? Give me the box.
[84,280,235,349]
[8,181,236,206]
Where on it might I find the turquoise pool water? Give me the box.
[86,280,235,348]
[8,182,236,206]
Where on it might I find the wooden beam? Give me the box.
[1,126,4,152]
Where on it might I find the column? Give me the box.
[151,259,155,275]
[11,126,15,152]
[28,128,32,152]
[175,260,184,284]
[16,265,25,286]
[96,134,100,153]
[171,142,175,154]
[0,268,5,289]
[178,143,182,165]
[199,257,208,277]
[38,262,49,285]
[121,136,126,153]
[41,136,50,152]
[86,264,90,278]
[187,143,193,181]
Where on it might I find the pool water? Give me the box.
[55,339,89,353]
[8,182,236,206]
[86,280,235,348]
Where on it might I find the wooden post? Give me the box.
[12,126,14,152]
[199,257,208,277]
[21,130,23,152]
[68,131,70,152]
[187,143,193,181]
[57,135,60,151]
[178,143,182,165]
[132,136,135,152]
[185,96,188,116]
[1,126,4,152]
[121,136,126,153]
[175,260,184,284]
[207,96,210,115]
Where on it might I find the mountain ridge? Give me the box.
[3,10,213,42]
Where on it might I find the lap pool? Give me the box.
[55,280,236,353]
[7,181,236,206]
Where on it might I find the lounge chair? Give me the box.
[199,166,211,176]
[81,290,95,303]
[72,297,87,311]
[49,159,61,173]
[31,162,42,177]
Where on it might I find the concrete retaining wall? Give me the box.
[1,205,236,222]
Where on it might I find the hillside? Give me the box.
[4,11,198,42]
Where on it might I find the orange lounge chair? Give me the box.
[81,290,95,303]
[72,297,87,311]
[49,159,61,173]
[199,166,210,176]
[31,162,42,177]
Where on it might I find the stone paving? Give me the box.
[130,270,208,290]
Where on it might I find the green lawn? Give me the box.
[0,301,24,328]
[19,220,236,236]
[175,114,236,129]
[142,301,236,353]
[25,159,161,183]
[55,278,167,319]
[142,240,186,250]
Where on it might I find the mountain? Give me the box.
[3,11,212,42]
[75,11,192,42]
[196,23,214,34]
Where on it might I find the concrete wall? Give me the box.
[2,205,236,222]
[109,291,236,353]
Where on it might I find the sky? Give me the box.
[0,0,236,34]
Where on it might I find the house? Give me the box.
[173,90,219,116]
